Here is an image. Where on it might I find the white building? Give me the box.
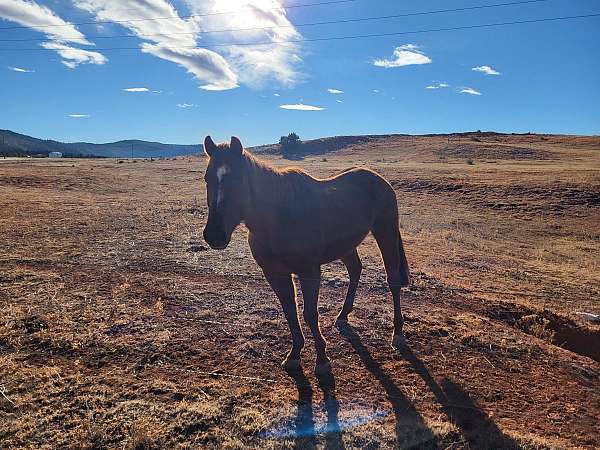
[48,152,63,158]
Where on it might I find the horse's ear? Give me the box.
[204,135,217,157]
[230,136,243,156]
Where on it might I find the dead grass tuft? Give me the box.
[518,314,556,343]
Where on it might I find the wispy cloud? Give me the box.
[73,0,238,91]
[8,66,34,73]
[177,103,195,108]
[0,0,106,68]
[273,93,280,97]
[472,65,501,75]
[336,100,343,103]
[459,87,482,96]
[426,82,449,90]
[68,114,90,118]
[374,44,432,68]
[141,45,238,91]
[280,104,325,111]
[123,87,149,92]
[373,89,380,93]
[42,42,107,68]
[327,88,344,94]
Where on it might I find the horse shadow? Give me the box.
[284,367,345,449]
[285,326,519,449]
[396,346,520,449]
[337,323,437,448]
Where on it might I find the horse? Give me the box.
[202,136,410,374]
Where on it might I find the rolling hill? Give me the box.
[0,129,203,158]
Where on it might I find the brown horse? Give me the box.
[202,136,410,374]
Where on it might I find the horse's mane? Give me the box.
[243,150,315,200]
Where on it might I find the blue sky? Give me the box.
[1,0,599,146]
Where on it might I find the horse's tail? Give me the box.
[398,230,411,287]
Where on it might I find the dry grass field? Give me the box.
[1,133,599,449]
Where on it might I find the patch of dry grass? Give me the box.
[1,134,599,448]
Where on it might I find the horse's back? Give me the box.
[323,166,398,215]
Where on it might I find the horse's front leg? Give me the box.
[298,267,331,375]
[263,270,305,370]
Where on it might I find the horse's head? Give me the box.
[202,135,246,250]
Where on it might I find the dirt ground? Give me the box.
[1,133,599,449]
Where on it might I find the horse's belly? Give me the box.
[257,224,369,270]
[317,230,370,264]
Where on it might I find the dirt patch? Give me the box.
[484,303,600,362]
[21,316,48,334]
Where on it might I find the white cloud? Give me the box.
[8,66,34,73]
[373,89,380,93]
[123,87,149,92]
[280,104,325,111]
[472,65,501,75]
[459,87,482,96]
[336,100,343,103]
[68,114,90,118]
[41,42,107,68]
[0,0,106,68]
[426,82,449,90]
[142,44,238,91]
[273,93,280,97]
[374,44,432,68]
[327,88,344,94]
[73,0,238,91]
[0,0,89,44]
[177,103,195,108]
[185,0,304,88]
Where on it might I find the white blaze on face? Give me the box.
[216,165,230,206]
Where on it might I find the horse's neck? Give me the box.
[242,155,282,232]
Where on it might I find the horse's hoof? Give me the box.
[281,358,301,371]
[334,317,349,328]
[391,334,406,349]
[315,360,332,375]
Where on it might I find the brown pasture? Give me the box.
[1,133,599,449]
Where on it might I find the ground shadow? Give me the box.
[337,323,437,448]
[284,367,317,449]
[397,346,521,449]
[283,367,346,449]
[316,370,345,450]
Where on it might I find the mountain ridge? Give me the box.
[0,129,203,158]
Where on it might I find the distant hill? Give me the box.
[0,129,203,158]
[249,131,521,156]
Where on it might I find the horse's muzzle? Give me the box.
[203,226,229,250]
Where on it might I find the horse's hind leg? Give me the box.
[298,267,331,375]
[263,270,305,370]
[335,249,362,325]
[371,217,406,348]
